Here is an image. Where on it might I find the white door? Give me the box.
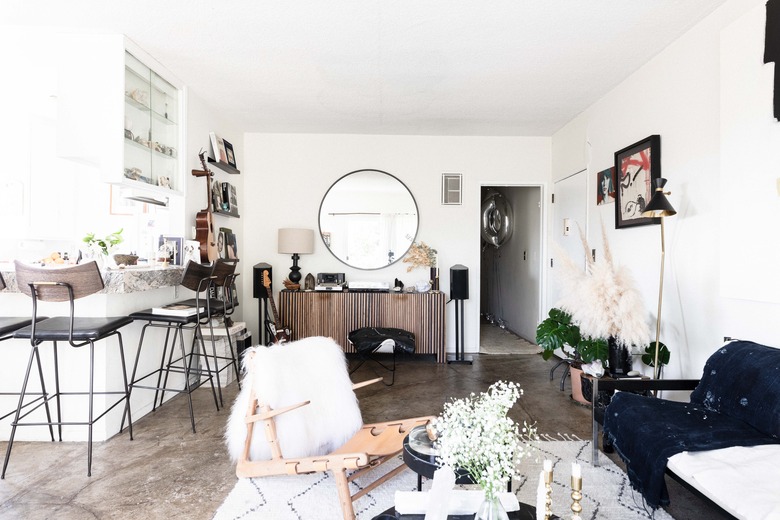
[547,170,588,311]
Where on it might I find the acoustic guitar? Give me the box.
[262,270,291,344]
[192,151,218,263]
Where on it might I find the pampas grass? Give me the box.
[554,223,650,350]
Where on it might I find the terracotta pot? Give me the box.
[569,366,590,405]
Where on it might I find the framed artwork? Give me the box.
[223,139,237,168]
[596,167,616,206]
[158,236,184,265]
[614,135,661,229]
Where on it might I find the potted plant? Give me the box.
[552,224,651,378]
[82,229,124,269]
[536,308,608,404]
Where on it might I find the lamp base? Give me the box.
[288,253,302,284]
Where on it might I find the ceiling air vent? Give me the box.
[442,174,462,205]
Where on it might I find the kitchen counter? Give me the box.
[0,263,184,293]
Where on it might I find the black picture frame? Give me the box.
[614,135,661,229]
[223,139,237,168]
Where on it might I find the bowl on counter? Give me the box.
[113,254,139,266]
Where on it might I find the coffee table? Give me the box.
[402,425,510,493]
[372,502,545,519]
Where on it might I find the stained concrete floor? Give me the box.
[0,345,727,519]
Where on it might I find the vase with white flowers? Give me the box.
[432,381,538,520]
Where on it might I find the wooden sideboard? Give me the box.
[279,290,446,363]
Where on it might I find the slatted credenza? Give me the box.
[279,290,446,363]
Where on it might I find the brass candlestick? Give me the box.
[571,476,582,520]
[544,469,553,520]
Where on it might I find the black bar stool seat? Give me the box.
[13,316,133,341]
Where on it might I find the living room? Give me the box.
[1,1,778,519]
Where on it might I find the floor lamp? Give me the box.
[642,178,676,379]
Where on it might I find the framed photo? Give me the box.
[158,236,184,265]
[596,166,616,206]
[614,135,661,229]
[223,139,237,168]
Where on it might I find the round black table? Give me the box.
[402,426,510,492]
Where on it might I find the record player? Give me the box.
[315,273,346,291]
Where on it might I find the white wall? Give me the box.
[550,0,780,379]
[241,134,550,354]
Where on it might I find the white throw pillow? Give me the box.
[225,336,364,463]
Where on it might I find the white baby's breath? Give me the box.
[433,381,538,500]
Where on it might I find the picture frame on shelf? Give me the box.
[209,131,227,163]
[614,135,661,229]
[223,139,237,168]
[219,227,232,260]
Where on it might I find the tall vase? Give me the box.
[608,336,632,377]
[430,267,440,291]
[475,495,509,520]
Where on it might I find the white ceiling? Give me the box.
[4,0,725,136]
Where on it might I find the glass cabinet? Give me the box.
[123,51,180,191]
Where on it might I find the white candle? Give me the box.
[543,459,552,473]
[572,462,581,478]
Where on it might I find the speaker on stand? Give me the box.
[253,263,273,346]
[448,264,472,365]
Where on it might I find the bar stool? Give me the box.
[0,273,50,424]
[179,259,241,406]
[123,260,220,434]
[4,260,134,478]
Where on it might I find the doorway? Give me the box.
[479,186,543,352]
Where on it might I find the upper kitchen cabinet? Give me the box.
[56,35,185,200]
[123,51,181,194]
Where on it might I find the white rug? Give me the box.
[213,440,674,520]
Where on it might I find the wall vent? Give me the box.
[442,173,462,205]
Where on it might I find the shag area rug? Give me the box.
[480,324,542,355]
[213,439,674,520]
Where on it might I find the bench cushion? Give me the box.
[690,340,780,439]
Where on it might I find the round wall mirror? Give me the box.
[319,169,419,270]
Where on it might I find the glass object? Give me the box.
[318,169,418,270]
[475,495,510,520]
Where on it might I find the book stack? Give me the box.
[151,303,204,317]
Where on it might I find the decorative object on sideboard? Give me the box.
[481,191,513,248]
[641,177,677,379]
[614,135,661,229]
[277,228,314,286]
[304,273,315,291]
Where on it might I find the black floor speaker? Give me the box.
[253,263,272,299]
[450,264,469,300]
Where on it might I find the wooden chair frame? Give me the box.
[235,350,434,520]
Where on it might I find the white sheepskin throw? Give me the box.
[225,336,364,463]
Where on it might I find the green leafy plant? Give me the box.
[642,341,670,368]
[536,308,609,365]
[83,229,124,256]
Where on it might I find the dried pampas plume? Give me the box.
[554,222,650,349]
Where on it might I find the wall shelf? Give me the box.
[208,157,240,175]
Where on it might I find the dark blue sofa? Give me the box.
[603,340,780,510]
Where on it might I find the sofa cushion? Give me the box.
[690,340,780,439]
